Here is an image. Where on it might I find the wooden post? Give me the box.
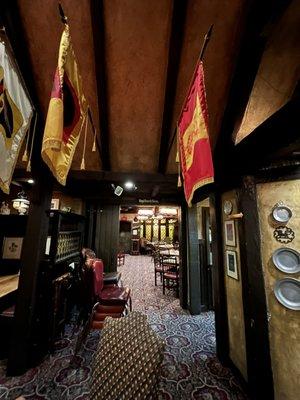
[186,204,201,315]
[179,205,188,309]
[238,176,274,399]
[94,204,120,272]
[210,191,229,363]
[7,162,53,375]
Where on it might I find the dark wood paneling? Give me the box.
[238,176,274,399]
[158,0,188,173]
[90,0,110,170]
[7,175,52,376]
[214,0,293,188]
[186,204,201,315]
[179,205,188,309]
[210,192,229,363]
[94,204,120,272]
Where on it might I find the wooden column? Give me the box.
[7,165,53,375]
[238,176,274,399]
[210,192,229,363]
[94,204,120,272]
[179,206,188,309]
[186,204,201,315]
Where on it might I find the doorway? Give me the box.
[196,199,214,311]
[118,205,181,308]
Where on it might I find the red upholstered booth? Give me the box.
[73,258,132,357]
[92,259,131,310]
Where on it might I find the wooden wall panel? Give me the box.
[94,204,120,272]
[221,190,248,381]
[257,179,300,400]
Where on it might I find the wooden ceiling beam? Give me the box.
[158,0,188,173]
[68,170,178,184]
[90,0,111,170]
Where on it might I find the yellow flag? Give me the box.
[42,25,87,185]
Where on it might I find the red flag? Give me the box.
[178,61,214,205]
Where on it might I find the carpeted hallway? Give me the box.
[0,255,248,399]
[119,255,248,400]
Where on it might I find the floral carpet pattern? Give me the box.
[0,255,248,399]
[120,255,248,400]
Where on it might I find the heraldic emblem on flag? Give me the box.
[42,25,87,186]
[178,61,214,206]
[0,40,33,194]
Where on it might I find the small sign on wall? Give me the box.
[226,250,238,280]
[2,237,23,259]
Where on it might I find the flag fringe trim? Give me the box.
[186,176,214,207]
[0,110,34,194]
[41,113,85,186]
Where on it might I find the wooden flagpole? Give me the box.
[167,24,214,158]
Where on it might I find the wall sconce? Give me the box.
[13,191,30,215]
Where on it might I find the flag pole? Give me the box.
[58,3,68,25]
[57,4,100,158]
[167,24,213,158]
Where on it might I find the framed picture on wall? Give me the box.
[51,198,60,210]
[224,220,236,246]
[226,250,238,280]
[2,237,23,259]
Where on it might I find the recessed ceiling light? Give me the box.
[124,181,135,190]
[27,179,34,184]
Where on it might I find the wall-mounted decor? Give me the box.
[226,250,238,280]
[51,198,60,210]
[2,237,23,259]
[224,220,236,246]
[273,226,295,244]
[274,278,300,311]
[272,202,292,223]
[223,200,233,216]
[0,201,10,215]
[272,248,300,274]
[45,236,51,255]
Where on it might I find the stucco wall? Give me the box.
[257,179,300,400]
[222,191,248,381]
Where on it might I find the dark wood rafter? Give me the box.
[158,0,188,173]
[90,0,110,170]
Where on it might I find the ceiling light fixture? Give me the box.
[124,181,135,190]
[160,207,178,216]
[27,179,34,184]
[13,191,30,215]
[111,184,123,196]
[137,209,153,216]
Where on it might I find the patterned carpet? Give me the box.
[120,255,248,400]
[0,255,248,399]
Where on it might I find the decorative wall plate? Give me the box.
[274,278,300,311]
[272,203,292,223]
[272,248,300,274]
[223,200,233,216]
[273,226,295,244]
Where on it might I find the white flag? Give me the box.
[0,40,33,194]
